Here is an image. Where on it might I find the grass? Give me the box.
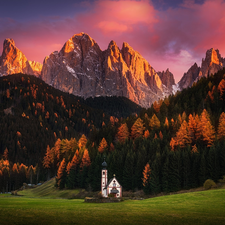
[17,178,80,199]
[0,188,225,225]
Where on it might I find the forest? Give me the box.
[0,69,225,194]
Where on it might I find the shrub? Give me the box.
[203,179,217,190]
[219,175,225,183]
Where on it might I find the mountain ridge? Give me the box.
[1,33,225,107]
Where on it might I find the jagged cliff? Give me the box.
[41,32,172,107]
[0,39,42,77]
[178,48,225,90]
[4,33,224,107]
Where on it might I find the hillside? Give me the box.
[1,69,225,195]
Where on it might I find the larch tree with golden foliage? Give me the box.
[131,118,145,139]
[142,163,151,188]
[56,158,67,189]
[217,112,225,140]
[80,149,91,169]
[200,109,215,147]
[98,138,108,153]
[149,114,160,129]
[116,123,129,143]
[188,114,197,141]
[174,120,191,149]
[78,134,87,149]
[218,79,225,98]
[143,130,150,138]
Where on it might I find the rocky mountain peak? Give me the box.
[4,38,15,47]
[157,68,175,91]
[0,38,42,77]
[178,48,225,90]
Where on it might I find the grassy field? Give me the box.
[17,178,80,199]
[0,188,225,225]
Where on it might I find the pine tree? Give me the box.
[123,150,135,191]
[3,148,8,160]
[98,138,108,153]
[131,118,145,139]
[150,156,161,194]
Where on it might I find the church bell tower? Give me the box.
[101,159,108,197]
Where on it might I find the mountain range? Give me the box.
[0,32,225,107]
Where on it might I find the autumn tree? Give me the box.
[43,145,52,180]
[78,134,87,149]
[66,150,79,189]
[217,112,225,140]
[131,118,145,139]
[98,138,108,153]
[200,109,215,147]
[56,158,67,189]
[80,149,91,169]
[175,120,191,148]
[188,114,197,141]
[164,117,169,128]
[116,123,129,143]
[159,131,163,140]
[218,79,225,98]
[109,143,115,152]
[149,114,160,129]
[142,163,151,193]
[143,130,150,138]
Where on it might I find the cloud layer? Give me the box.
[1,0,225,82]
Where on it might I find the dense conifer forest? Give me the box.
[1,70,225,194]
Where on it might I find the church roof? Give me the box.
[104,176,122,189]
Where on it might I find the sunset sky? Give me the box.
[1,0,225,82]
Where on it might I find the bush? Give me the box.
[203,179,217,190]
[219,175,225,183]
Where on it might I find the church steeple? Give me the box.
[101,158,108,197]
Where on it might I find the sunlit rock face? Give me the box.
[178,63,200,90]
[0,38,42,77]
[199,48,224,78]
[178,48,225,90]
[158,69,175,91]
[42,32,171,108]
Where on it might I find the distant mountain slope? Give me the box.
[0,73,141,165]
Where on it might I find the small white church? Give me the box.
[101,159,122,198]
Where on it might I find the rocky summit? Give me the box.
[41,32,173,108]
[178,48,225,90]
[0,39,42,77]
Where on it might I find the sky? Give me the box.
[1,0,225,83]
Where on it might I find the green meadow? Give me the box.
[0,187,225,225]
